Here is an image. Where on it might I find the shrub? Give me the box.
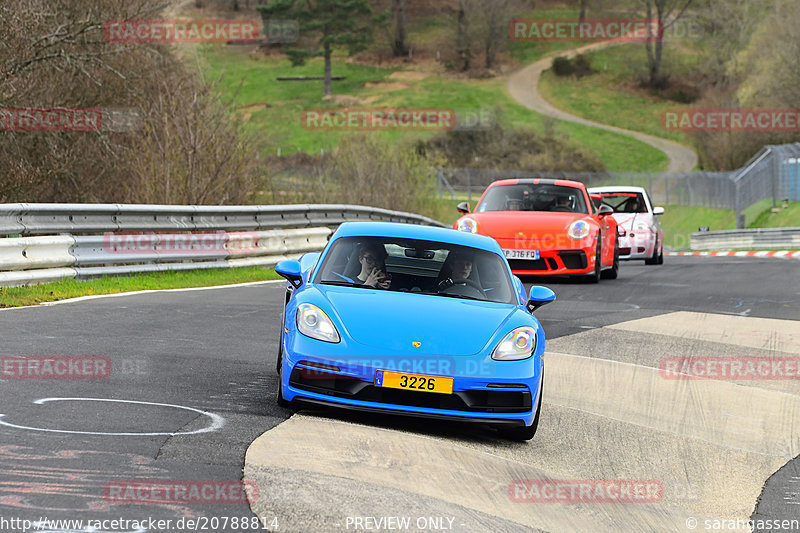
[552,56,574,76]
[307,135,437,216]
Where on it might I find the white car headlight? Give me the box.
[492,326,537,361]
[297,303,340,343]
[456,217,478,233]
[568,220,590,240]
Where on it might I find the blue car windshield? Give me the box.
[314,236,516,304]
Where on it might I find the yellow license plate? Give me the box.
[375,370,453,395]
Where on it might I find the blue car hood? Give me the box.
[319,286,517,355]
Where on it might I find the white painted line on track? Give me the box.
[667,250,800,259]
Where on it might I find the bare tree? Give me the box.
[637,0,694,88]
[690,0,765,88]
[125,71,257,205]
[452,0,526,71]
[454,0,472,71]
[392,0,409,57]
[733,1,800,108]
[0,0,261,204]
[473,0,525,69]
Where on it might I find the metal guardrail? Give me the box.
[690,227,800,251]
[0,203,446,287]
[0,203,445,235]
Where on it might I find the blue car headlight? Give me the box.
[297,303,340,343]
[492,326,537,361]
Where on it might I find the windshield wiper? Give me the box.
[320,280,372,289]
[418,291,485,302]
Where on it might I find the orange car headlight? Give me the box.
[567,220,590,240]
[456,217,478,233]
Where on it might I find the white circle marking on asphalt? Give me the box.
[0,397,225,436]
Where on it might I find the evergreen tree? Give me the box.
[258,0,377,97]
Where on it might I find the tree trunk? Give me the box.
[579,0,588,22]
[643,1,656,86]
[392,0,408,57]
[640,0,672,88]
[324,42,332,96]
[456,0,470,71]
[649,0,666,88]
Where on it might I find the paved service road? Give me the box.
[507,41,698,172]
[0,256,797,532]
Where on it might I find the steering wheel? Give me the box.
[437,277,485,299]
[450,278,483,291]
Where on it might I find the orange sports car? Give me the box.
[453,178,619,282]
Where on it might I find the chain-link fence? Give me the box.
[436,143,800,228]
[731,143,800,227]
[436,168,735,209]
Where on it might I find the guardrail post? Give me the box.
[734,179,743,229]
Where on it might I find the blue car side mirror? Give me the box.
[526,286,556,314]
[275,259,303,288]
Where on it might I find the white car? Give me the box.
[588,186,664,264]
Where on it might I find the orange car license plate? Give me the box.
[375,370,453,395]
[503,249,540,260]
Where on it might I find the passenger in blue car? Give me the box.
[355,242,391,289]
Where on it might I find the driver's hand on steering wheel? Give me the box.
[436,277,454,291]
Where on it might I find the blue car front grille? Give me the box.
[289,367,532,413]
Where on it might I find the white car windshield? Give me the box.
[599,192,648,213]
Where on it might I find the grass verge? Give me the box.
[749,202,800,229]
[0,266,282,308]
[200,41,668,172]
[659,205,736,250]
[537,43,699,145]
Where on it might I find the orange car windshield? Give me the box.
[476,184,589,214]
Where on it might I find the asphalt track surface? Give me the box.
[0,256,797,533]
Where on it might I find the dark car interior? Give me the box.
[477,184,589,214]
[315,237,516,304]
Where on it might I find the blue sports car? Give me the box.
[274,221,555,440]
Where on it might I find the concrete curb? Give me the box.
[667,251,800,259]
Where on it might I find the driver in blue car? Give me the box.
[355,242,391,289]
[436,251,475,290]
